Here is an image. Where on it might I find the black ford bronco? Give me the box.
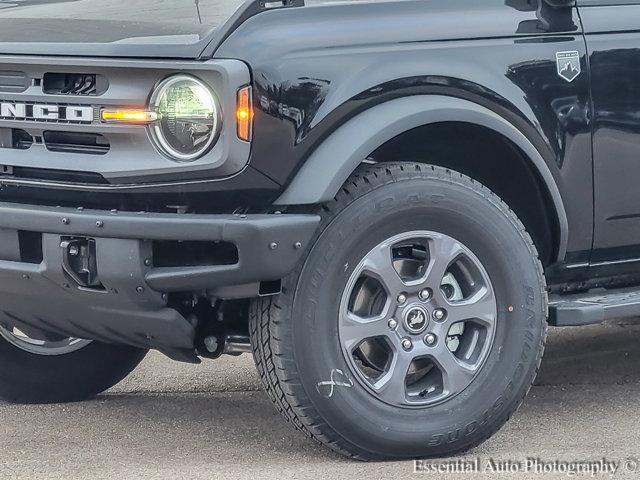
[0,0,637,460]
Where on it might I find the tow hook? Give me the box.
[60,237,104,290]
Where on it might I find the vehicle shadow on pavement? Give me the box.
[102,320,640,460]
[535,320,640,386]
[3,320,640,477]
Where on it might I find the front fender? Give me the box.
[274,95,568,260]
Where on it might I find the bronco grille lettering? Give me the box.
[0,101,93,123]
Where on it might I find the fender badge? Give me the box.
[556,51,581,83]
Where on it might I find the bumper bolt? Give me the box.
[136,286,145,294]
[96,220,104,228]
[61,217,70,225]
[397,293,407,305]
[144,259,152,266]
[401,338,413,351]
[294,242,302,249]
[424,333,437,346]
[419,288,432,301]
[433,308,447,321]
[388,319,398,330]
[269,242,278,250]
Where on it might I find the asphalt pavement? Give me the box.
[3,320,640,479]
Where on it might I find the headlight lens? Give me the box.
[150,75,220,162]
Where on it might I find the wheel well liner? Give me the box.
[274,95,568,262]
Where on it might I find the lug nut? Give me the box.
[397,293,407,304]
[433,308,447,321]
[424,333,437,346]
[419,288,432,301]
[388,319,398,330]
[402,338,413,351]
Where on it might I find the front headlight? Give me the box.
[150,75,221,162]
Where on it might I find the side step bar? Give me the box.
[549,287,640,326]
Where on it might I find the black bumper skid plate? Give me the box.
[0,202,320,356]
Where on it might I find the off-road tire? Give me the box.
[250,163,547,460]
[0,339,147,404]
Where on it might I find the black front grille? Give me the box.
[43,131,110,156]
[0,71,28,93]
[0,128,32,150]
[42,73,108,96]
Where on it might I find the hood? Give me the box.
[0,0,247,58]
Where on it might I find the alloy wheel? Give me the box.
[0,324,91,356]
[338,231,497,407]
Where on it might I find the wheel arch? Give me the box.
[274,95,568,263]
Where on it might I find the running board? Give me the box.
[549,287,640,326]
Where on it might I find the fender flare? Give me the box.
[274,95,568,261]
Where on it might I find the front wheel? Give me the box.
[250,163,547,460]
[0,325,147,404]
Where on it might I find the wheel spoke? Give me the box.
[371,349,414,405]
[361,243,406,296]
[425,235,465,287]
[340,311,392,350]
[432,345,477,396]
[446,287,497,326]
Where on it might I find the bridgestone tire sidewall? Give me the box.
[290,175,545,458]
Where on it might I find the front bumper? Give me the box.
[0,202,319,357]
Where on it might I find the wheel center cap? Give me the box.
[403,305,429,334]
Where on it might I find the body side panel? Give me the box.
[215,0,593,257]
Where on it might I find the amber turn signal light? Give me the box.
[236,86,253,141]
[101,109,157,124]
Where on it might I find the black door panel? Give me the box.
[582,5,640,260]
